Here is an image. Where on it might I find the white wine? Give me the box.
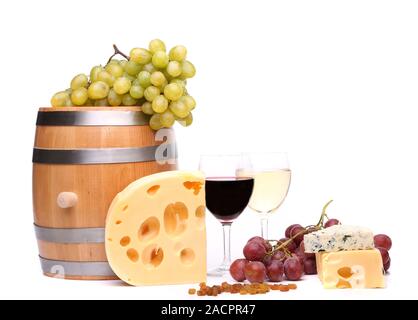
[237,169,291,214]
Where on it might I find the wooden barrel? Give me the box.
[33,107,177,280]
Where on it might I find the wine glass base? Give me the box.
[207,265,230,277]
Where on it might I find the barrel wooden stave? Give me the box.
[37,240,107,261]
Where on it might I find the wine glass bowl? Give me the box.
[238,152,291,239]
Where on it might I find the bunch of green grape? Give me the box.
[50,39,196,130]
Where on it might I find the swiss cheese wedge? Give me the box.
[105,171,206,286]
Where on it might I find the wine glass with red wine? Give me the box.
[199,154,254,276]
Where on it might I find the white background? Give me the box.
[0,0,416,300]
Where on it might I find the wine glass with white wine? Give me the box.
[237,152,291,239]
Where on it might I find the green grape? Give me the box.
[152,51,169,69]
[152,95,169,113]
[143,63,156,73]
[97,70,115,87]
[180,60,196,78]
[119,60,128,70]
[130,85,144,99]
[71,87,88,106]
[160,110,175,127]
[122,94,138,106]
[94,98,109,106]
[149,39,166,54]
[108,89,122,106]
[169,100,189,118]
[108,59,120,65]
[125,60,142,76]
[130,48,152,64]
[141,101,154,115]
[179,95,196,111]
[178,112,193,127]
[144,86,160,102]
[137,71,151,88]
[51,91,71,107]
[149,114,163,130]
[123,73,136,82]
[84,98,94,106]
[137,98,147,105]
[70,74,88,90]
[164,83,183,101]
[162,70,173,82]
[170,79,186,88]
[150,71,167,87]
[166,61,182,77]
[87,81,109,100]
[113,77,131,95]
[169,45,187,61]
[90,66,104,82]
[105,63,124,78]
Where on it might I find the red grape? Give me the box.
[284,257,304,280]
[278,238,297,253]
[263,255,272,266]
[243,241,267,261]
[229,259,249,282]
[376,247,390,265]
[303,258,317,275]
[324,218,340,228]
[285,224,302,238]
[299,241,315,259]
[374,234,392,251]
[271,250,286,262]
[306,227,318,234]
[384,258,391,272]
[244,261,267,283]
[290,226,306,246]
[267,260,284,282]
[291,252,305,268]
[247,236,272,252]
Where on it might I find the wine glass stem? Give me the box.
[220,222,232,269]
[260,217,268,239]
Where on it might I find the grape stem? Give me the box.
[267,199,334,256]
[316,199,333,227]
[107,44,129,64]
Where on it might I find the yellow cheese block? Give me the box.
[316,249,385,289]
[105,171,206,286]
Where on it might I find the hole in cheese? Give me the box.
[164,202,188,236]
[195,205,205,218]
[116,220,122,225]
[195,205,205,229]
[122,205,129,212]
[126,248,139,262]
[336,279,352,289]
[180,248,195,265]
[338,267,354,279]
[138,217,160,242]
[120,236,131,247]
[147,185,160,195]
[142,244,164,268]
[183,181,203,195]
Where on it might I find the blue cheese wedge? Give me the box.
[303,225,374,253]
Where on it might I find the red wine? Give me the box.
[205,177,254,222]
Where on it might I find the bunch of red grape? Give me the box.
[230,217,392,283]
[229,226,313,283]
